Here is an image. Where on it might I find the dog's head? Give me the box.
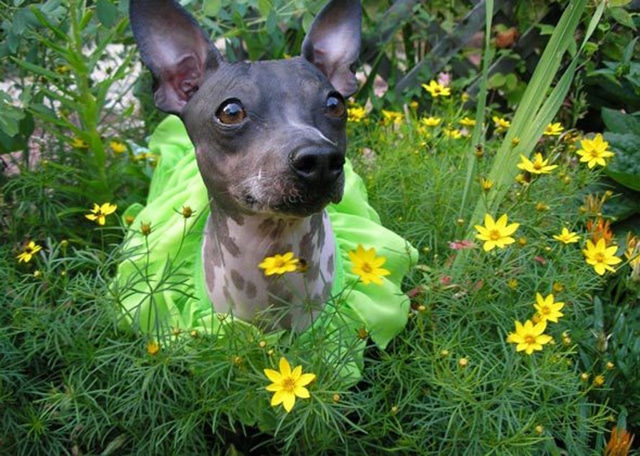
[129,0,361,218]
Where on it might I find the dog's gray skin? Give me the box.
[129,0,361,331]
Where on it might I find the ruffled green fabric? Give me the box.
[116,115,417,383]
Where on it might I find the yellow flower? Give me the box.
[576,133,614,168]
[109,140,127,154]
[420,116,442,127]
[348,244,391,285]
[422,80,451,98]
[583,239,622,275]
[533,293,565,323]
[543,122,564,136]
[492,116,511,130]
[507,319,553,355]
[71,137,88,149]
[443,126,462,139]
[85,202,117,226]
[593,374,605,387]
[264,357,316,413]
[348,105,366,123]
[459,116,476,127]
[258,252,299,276]
[553,227,580,244]
[146,341,160,355]
[474,214,520,252]
[381,109,403,125]
[17,241,42,263]
[480,178,494,192]
[517,153,558,174]
[535,202,550,212]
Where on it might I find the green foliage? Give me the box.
[598,108,640,224]
[1,0,639,453]
[583,3,640,113]
[0,0,147,207]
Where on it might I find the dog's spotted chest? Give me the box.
[202,211,336,330]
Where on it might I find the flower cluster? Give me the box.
[507,293,564,355]
[258,245,391,286]
[576,133,614,168]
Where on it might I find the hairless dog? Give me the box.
[129,0,361,331]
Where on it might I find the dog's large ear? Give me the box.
[301,0,361,97]
[129,0,222,115]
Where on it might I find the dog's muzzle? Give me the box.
[288,146,345,189]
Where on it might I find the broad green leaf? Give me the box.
[257,0,272,19]
[96,0,118,28]
[609,7,637,30]
[602,108,640,135]
[605,169,640,192]
[203,0,222,17]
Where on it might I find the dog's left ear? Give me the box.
[302,0,361,97]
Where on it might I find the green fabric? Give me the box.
[116,115,417,383]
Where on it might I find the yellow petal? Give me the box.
[290,365,302,380]
[282,393,296,412]
[278,357,291,377]
[297,373,316,387]
[271,390,287,407]
[294,386,310,398]
[264,368,282,383]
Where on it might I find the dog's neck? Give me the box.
[201,200,336,331]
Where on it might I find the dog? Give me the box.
[129,0,361,331]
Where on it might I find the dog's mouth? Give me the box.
[240,176,344,217]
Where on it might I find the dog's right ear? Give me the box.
[129,0,222,115]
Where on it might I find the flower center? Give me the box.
[26,247,34,254]
[594,252,605,263]
[524,334,537,345]
[540,307,550,315]
[282,377,296,393]
[361,263,373,274]
[489,230,502,241]
[533,162,542,170]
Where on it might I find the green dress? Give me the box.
[116,115,417,383]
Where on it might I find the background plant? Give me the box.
[1,0,639,454]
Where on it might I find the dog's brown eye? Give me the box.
[325,94,346,118]
[216,99,247,125]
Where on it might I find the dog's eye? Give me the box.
[216,99,247,125]
[325,93,346,118]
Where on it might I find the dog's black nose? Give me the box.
[289,148,345,186]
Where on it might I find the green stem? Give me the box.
[68,0,109,198]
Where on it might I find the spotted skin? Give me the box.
[202,211,335,331]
